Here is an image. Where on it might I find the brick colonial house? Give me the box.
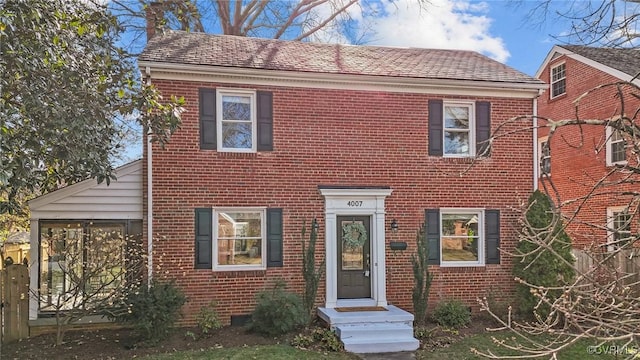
[536,45,640,249]
[28,31,545,351]
[134,30,544,351]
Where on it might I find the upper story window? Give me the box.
[607,207,631,251]
[440,209,484,267]
[550,63,566,99]
[217,90,256,152]
[214,208,266,270]
[443,102,475,157]
[606,125,627,165]
[539,137,551,176]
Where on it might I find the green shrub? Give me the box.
[108,280,186,342]
[196,301,223,337]
[432,299,471,329]
[249,280,307,336]
[512,190,575,319]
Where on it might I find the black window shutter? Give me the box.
[195,208,213,269]
[256,91,273,151]
[428,100,443,156]
[199,88,216,150]
[425,209,440,265]
[485,210,500,264]
[476,101,491,156]
[266,208,283,267]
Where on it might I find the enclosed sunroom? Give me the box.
[27,160,143,321]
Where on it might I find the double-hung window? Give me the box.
[606,125,626,165]
[214,209,266,270]
[440,209,484,266]
[607,207,632,251]
[443,102,475,156]
[217,90,256,152]
[550,63,566,99]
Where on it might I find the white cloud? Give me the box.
[368,0,510,62]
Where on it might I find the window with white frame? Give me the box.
[539,137,551,176]
[550,63,566,98]
[606,125,627,165]
[217,90,256,152]
[440,209,484,266]
[443,102,475,156]
[607,207,632,251]
[214,209,266,270]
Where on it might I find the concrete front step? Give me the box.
[317,305,419,354]
[336,322,414,340]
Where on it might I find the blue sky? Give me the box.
[340,0,574,77]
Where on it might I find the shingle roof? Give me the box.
[140,31,542,85]
[560,45,640,78]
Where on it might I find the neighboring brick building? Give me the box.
[137,29,545,332]
[536,45,640,249]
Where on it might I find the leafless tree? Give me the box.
[515,0,640,47]
[109,0,433,53]
[35,228,145,345]
[472,79,640,359]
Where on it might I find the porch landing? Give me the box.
[317,305,419,353]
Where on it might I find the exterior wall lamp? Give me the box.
[312,218,319,231]
[390,219,398,232]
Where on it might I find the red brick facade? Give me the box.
[537,49,639,248]
[144,77,538,325]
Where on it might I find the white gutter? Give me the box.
[145,66,154,284]
[532,89,542,191]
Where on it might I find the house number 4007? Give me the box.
[347,201,363,207]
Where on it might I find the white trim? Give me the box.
[319,188,392,308]
[442,101,475,157]
[139,61,544,99]
[212,208,267,271]
[216,89,257,153]
[439,208,485,267]
[606,125,628,166]
[29,219,39,320]
[533,91,540,190]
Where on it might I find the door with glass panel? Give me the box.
[337,216,371,299]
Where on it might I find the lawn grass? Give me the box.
[144,344,359,360]
[418,331,623,360]
[142,331,633,360]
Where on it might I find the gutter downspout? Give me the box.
[145,66,154,284]
[532,89,542,191]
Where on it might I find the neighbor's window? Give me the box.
[551,63,566,98]
[539,137,551,176]
[606,126,626,165]
[214,209,266,270]
[440,210,483,266]
[607,207,632,251]
[443,102,474,156]
[217,90,256,152]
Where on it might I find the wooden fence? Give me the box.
[573,248,640,294]
[1,264,29,343]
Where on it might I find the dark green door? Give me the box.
[337,216,371,299]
